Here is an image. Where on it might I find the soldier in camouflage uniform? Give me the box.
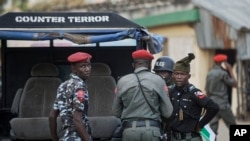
[112,50,173,141]
[49,52,93,141]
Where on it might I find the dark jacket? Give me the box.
[169,83,219,133]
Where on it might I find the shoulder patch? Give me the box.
[114,87,117,95]
[164,85,169,95]
[194,91,206,99]
[77,90,85,102]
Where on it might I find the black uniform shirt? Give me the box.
[169,83,219,133]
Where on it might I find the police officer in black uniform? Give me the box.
[168,53,219,141]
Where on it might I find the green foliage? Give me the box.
[12,0,29,11]
[0,0,7,13]
[0,0,29,13]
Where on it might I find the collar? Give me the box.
[173,83,190,93]
[134,67,149,73]
[214,64,223,69]
[70,73,84,82]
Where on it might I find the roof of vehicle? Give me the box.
[0,12,142,29]
[0,12,166,54]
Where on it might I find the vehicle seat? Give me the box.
[86,63,121,140]
[9,63,62,140]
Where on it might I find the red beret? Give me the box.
[214,54,227,62]
[67,52,92,63]
[132,50,154,60]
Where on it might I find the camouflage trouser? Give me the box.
[60,136,82,141]
[60,124,92,141]
[122,120,161,141]
[59,133,92,141]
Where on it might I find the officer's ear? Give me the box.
[132,62,135,69]
[71,63,77,73]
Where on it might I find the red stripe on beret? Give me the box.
[214,54,227,62]
[132,50,154,60]
[67,52,92,63]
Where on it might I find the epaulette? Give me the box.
[188,84,205,99]
[168,84,175,90]
[189,85,195,92]
[188,84,200,94]
[117,73,132,81]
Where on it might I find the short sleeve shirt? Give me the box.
[53,73,89,129]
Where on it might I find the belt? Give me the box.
[172,131,200,140]
[122,120,160,128]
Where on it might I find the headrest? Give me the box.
[90,63,111,76]
[31,63,59,77]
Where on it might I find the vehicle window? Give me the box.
[7,39,96,47]
[100,38,136,47]
[7,38,136,47]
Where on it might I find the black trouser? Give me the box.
[171,131,200,141]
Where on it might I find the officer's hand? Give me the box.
[88,135,93,141]
[52,137,59,141]
[224,62,232,70]
[196,126,201,133]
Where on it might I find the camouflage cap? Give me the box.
[174,53,195,73]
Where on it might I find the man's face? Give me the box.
[172,71,190,87]
[72,62,92,80]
